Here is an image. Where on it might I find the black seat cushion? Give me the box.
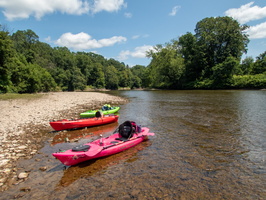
[115,138,128,142]
[72,144,91,152]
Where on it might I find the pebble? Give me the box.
[18,145,27,150]
[39,167,47,171]
[0,159,9,167]
[18,172,29,179]
[20,187,31,192]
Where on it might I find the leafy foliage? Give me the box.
[0,16,265,94]
[232,73,266,89]
[146,16,265,89]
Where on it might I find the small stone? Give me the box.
[3,168,12,174]
[18,172,29,179]
[20,187,31,192]
[39,167,47,171]
[18,145,27,150]
[16,153,26,157]
[0,159,9,167]
[0,177,7,183]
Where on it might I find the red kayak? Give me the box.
[50,115,119,131]
[52,121,155,166]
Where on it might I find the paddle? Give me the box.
[145,132,155,136]
[89,131,155,153]
[85,143,103,157]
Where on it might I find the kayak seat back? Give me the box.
[118,121,133,139]
[95,111,102,118]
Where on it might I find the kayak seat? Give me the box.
[115,137,128,142]
[72,144,91,152]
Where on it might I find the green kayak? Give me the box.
[80,106,120,118]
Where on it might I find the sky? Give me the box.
[0,0,266,67]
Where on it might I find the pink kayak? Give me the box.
[52,121,155,166]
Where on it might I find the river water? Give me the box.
[1,90,266,199]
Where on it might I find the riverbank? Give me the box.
[0,92,128,191]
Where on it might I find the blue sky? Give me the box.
[0,0,266,66]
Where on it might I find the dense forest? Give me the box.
[0,16,265,93]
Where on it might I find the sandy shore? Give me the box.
[0,92,127,191]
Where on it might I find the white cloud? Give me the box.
[225,2,266,24]
[132,34,149,40]
[92,0,126,13]
[0,0,90,21]
[132,35,140,40]
[118,45,154,60]
[45,36,52,43]
[0,0,126,21]
[124,12,132,18]
[55,32,127,51]
[169,5,180,16]
[247,22,266,39]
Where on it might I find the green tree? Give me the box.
[238,56,254,75]
[147,44,185,89]
[194,17,249,79]
[76,52,93,85]
[71,66,86,91]
[50,47,77,90]
[118,67,134,88]
[34,41,55,71]
[50,67,69,91]
[0,30,14,93]
[252,51,266,74]
[89,63,105,88]
[107,58,126,71]
[178,33,200,82]
[131,75,142,89]
[52,47,75,70]
[11,29,39,63]
[131,65,147,88]
[211,56,239,88]
[105,65,119,89]
[39,68,57,92]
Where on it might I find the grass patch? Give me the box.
[0,93,45,100]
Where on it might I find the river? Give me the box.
[1,90,265,199]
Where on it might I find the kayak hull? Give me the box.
[50,115,119,131]
[52,127,154,166]
[80,106,120,118]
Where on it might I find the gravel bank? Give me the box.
[0,92,127,191]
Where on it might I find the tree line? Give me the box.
[0,27,144,93]
[0,16,265,94]
[146,17,266,89]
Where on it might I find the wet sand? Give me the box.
[0,92,128,191]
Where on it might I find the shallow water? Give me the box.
[1,90,266,199]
